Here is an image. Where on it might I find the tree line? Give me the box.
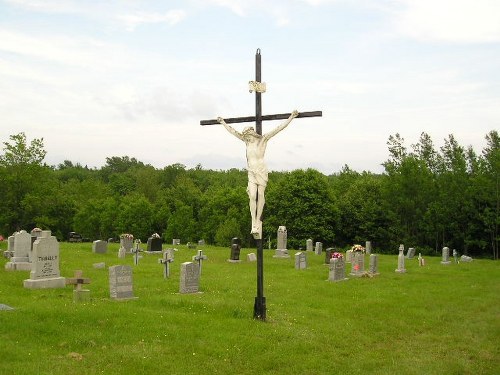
[0,131,498,259]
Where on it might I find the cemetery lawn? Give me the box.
[1,244,499,375]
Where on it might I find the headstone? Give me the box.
[247,253,257,262]
[172,239,180,245]
[369,254,379,275]
[187,242,197,249]
[453,249,459,263]
[147,236,162,252]
[228,237,242,262]
[93,262,106,269]
[460,255,473,262]
[198,239,205,246]
[349,251,365,276]
[328,257,347,282]
[406,247,416,259]
[365,241,372,255]
[118,246,126,259]
[5,230,32,271]
[325,248,336,264]
[345,249,354,263]
[31,227,43,238]
[0,304,15,311]
[23,231,66,289]
[395,244,406,273]
[179,262,200,294]
[274,226,289,258]
[418,253,425,266]
[306,239,313,252]
[441,247,451,265]
[109,265,137,300]
[119,234,134,252]
[4,234,15,258]
[158,249,174,278]
[65,270,91,302]
[294,252,307,270]
[192,250,208,276]
[92,240,108,254]
[314,242,323,256]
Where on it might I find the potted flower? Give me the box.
[351,244,365,253]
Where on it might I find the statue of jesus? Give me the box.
[217,110,299,239]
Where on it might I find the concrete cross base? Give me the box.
[23,277,66,289]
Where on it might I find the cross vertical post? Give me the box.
[200,49,322,322]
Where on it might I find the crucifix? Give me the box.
[200,49,322,320]
[192,249,208,276]
[66,270,91,302]
[132,239,142,266]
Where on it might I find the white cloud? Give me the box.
[117,10,187,31]
[3,0,84,14]
[393,0,500,43]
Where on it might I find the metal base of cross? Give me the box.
[253,296,266,321]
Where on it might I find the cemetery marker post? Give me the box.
[200,49,322,320]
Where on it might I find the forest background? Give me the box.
[0,130,498,259]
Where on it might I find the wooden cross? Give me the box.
[158,249,174,278]
[200,49,322,321]
[66,270,90,292]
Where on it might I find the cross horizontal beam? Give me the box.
[200,110,322,126]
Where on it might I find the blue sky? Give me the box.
[1,0,499,174]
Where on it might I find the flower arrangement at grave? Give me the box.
[330,252,344,259]
[120,233,134,240]
[151,233,160,239]
[351,244,365,253]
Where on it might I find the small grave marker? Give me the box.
[109,265,137,300]
[247,253,257,262]
[66,270,91,302]
[158,249,174,278]
[441,247,451,265]
[192,249,208,276]
[179,262,200,294]
[294,252,307,270]
[132,240,143,265]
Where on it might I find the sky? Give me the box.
[1,0,499,174]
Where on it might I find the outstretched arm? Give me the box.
[263,110,299,140]
[217,117,245,141]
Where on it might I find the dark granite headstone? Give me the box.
[230,237,242,261]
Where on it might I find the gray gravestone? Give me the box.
[441,247,451,265]
[365,241,372,255]
[172,239,180,245]
[247,253,257,262]
[109,265,137,300]
[118,246,126,259]
[328,257,347,282]
[294,252,307,270]
[274,226,289,258]
[5,230,32,271]
[369,254,379,275]
[179,262,200,294]
[406,247,415,259]
[229,237,242,262]
[198,239,205,246]
[349,252,365,276]
[120,235,134,252]
[345,249,354,263]
[92,240,108,254]
[315,241,323,256]
[23,231,66,289]
[306,239,313,252]
[395,244,406,273]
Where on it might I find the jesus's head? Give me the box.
[242,126,261,141]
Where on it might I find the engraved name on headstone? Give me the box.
[109,265,137,300]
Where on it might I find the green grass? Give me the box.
[0,243,499,374]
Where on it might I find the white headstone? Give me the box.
[23,231,65,289]
[109,265,137,300]
[294,252,307,270]
[306,239,313,252]
[365,241,372,255]
[314,242,323,256]
[92,240,108,254]
[247,253,257,262]
[441,247,451,265]
[345,249,354,263]
[179,262,200,294]
[395,244,406,273]
[6,230,32,271]
[118,246,126,259]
